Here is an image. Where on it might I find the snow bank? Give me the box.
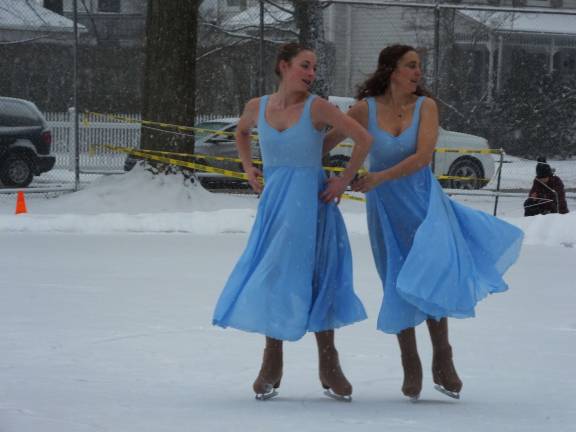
[510,213,576,247]
[0,167,574,247]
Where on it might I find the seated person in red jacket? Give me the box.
[524,157,569,216]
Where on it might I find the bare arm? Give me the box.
[313,98,372,202]
[236,98,262,193]
[313,98,372,182]
[322,100,369,155]
[353,97,438,193]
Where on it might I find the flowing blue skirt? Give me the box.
[212,166,367,341]
[367,167,523,334]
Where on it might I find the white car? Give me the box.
[433,128,496,189]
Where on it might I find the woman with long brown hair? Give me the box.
[213,42,372,401]
[325,45,523,400]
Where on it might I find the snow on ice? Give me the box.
[0,167,575,432]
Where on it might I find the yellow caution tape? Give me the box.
[96,144,349,173]
[103,146,495,202]
[437,175,490,182]
[104,145,249,180]
[127,147,264,165]
[341,194,366,202]
[85,112,257,140]
[435,148,502,155]
[104,145,489,186]
[104,145,363,201]
[86,113,504,157]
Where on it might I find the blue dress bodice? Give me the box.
[366,96,425,172]
[258,94,323,168]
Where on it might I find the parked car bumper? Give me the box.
[35,155,55,174]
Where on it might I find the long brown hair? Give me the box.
[274,42,313,78]
[356,44,430,100]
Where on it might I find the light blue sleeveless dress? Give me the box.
[365,96,523,334]
[212,95,367,341]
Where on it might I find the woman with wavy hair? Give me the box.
[325,45,523,400]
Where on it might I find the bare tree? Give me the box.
[199,1,332,99]
[291,0,330,97]
[141,0,201,153]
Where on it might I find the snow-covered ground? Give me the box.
[0,168,575,432]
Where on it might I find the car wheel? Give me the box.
[447,157,484,190]
[123,154,139,172]
[0,152,35,187]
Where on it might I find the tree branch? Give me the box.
[264,0,294,15]
[202,22,294,43]
[196,38,248,62]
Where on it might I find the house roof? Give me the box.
[0,0,80,32]
[222,4,293,29]
[459,10,576,36]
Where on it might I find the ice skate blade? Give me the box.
[255,388,278,401]
[406,393,420,402]
[324,389,352,402]
[434,384,460,400]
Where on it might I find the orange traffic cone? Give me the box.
[15,191,27,215]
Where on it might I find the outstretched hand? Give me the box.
[321,176,348,204]
[245,166,263,193]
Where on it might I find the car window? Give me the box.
[0,100,41,126]
[195,122,233,141]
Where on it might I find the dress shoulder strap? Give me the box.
[365,97,377,129]
[257,95,269,127]
[413,96,426,125]
[303,94,316,117]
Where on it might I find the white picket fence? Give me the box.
[44,111,224,172]
[45,111,141,171]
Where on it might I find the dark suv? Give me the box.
[0,97,56,187]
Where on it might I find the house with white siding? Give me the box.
[324,0,576,96]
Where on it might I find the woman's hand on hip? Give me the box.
[321,176,348,204]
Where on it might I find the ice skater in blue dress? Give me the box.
[212,43,373,401]
[325,45,523,400]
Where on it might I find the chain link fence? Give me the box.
[1,0,575,214]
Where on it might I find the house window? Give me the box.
[98,0,121,13]
[226,0,248,9]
